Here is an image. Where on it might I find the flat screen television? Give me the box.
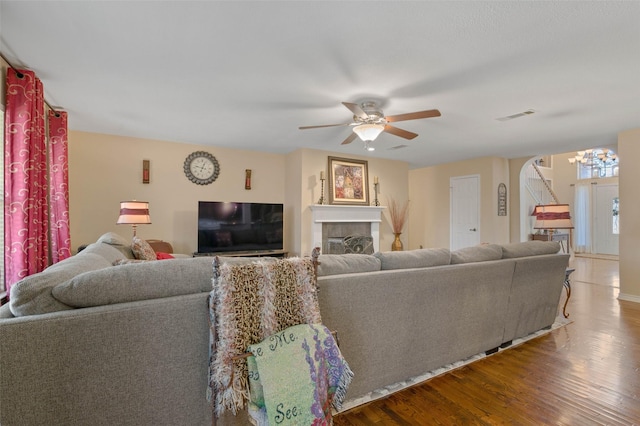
[197,201,284,254]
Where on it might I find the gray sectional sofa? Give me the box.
[317,243,569,402]
[0,233,568,425]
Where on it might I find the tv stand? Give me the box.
[193,250,288,258]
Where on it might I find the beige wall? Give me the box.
[409,156,510,249]
[284,149,304,257]
[618,128,640,302]
[69,131,285,254]
[508,157,528,242]
[69,134,410,257]
[550,152,576,209]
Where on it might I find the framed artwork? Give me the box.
[328,156,369,205]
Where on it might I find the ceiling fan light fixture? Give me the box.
[363,140,375,152]
[353,123,384,142]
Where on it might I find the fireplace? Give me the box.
[309,205,385,254]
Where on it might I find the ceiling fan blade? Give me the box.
[384,124,418,140]
[299,123,351,130]
[342,102,369,120]
[385,109,441,123]
[341,132,358,145]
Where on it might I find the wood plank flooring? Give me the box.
[334,256,640,425]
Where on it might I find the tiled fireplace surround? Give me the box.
[309,205,384,254]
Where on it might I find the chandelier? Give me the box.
[568,148,618,166]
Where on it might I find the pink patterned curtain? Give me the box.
[4,68,48,296]
[48,110,71,263]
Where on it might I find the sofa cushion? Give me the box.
[52,257,216,308]
[96,231,129,246]
[317,254,381,277]
[97,232,135,259]
[501,241,561,258]
[81,241,129,264]
[374,248,451,270]
[113,259,148,265]
[9,247,119,316]
[132,236,157,261]
[451,244,503,264]
[0,303,14,319]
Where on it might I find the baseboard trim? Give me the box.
[618,293,640,304]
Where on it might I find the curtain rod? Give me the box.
[0,51,62,116]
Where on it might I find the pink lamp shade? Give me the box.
[532,204,573,230]
[116,201,151,236]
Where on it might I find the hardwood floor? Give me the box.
[334,257,640,425]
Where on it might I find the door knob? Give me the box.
[469,228,477,232]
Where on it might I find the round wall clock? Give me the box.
[183,151,220,185]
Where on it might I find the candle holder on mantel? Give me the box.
[372,178,380,206]
[318,175,326,205]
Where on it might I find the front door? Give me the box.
[594,184,619,255]
[450,175,480,250]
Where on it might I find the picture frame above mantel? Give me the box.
[328,156,370,206]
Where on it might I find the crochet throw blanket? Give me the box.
[246,323,353,425]
[208,257,322,416]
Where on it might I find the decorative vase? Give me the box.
[392,233,403,251]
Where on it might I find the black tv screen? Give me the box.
[197,201,284,254]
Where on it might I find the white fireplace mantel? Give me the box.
[310,204,385,252]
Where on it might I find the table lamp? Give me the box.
[116,200,151,237]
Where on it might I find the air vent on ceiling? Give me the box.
[496,109,536,121]
[388,144,408,150]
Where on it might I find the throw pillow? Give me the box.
[156,252,174,260]
[131,236,157,260]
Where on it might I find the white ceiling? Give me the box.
[1,1,639,168]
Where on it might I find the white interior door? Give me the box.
[451,175,480,250]
[593,184,619,255]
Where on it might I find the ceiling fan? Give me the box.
[299,101,441,151]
